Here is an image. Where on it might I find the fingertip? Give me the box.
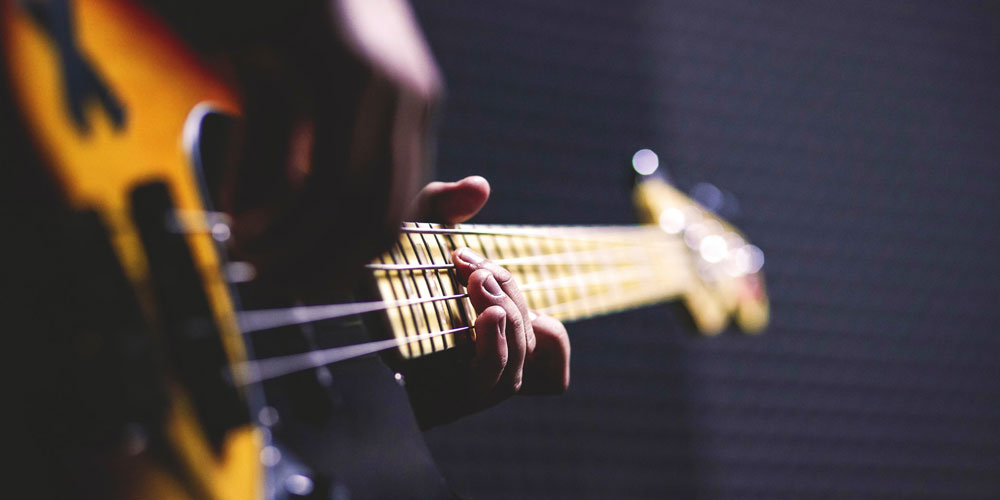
[522,313,571,394]
[459,175,490,198]
[477,304,507,337]
[452,250,481,282]
[439,176,490,223]
[471,305,508,394]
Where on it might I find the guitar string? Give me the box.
[536,277,678,317]
[162,213,710,382]
[518,266,658,292]
[400,224,678,244]
[231,224,702,382]
[364,242,686,271]
[235,276,684,385]
[237,248,690,333]
[234,326,472,386]
[237,293,468,333]
[236,267,686,338]
[235,270,655,333]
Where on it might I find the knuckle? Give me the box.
[470,268,492,282]
[507,310,526,338]
[493,266,514,285]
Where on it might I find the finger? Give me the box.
[453,248,537,353]
[521,311,571,395]
[469,305,508,398]
[467,268,526,395]
[409,176,490,224]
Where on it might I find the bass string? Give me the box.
[535,276,680,317]
[235,276,683,385]
[228,221,693,382]
[234,326,472,386]
[237,293,469,334]
[365,241,687,271]
[237,257,688,333]
[400,224,678,245]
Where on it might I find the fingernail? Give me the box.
[529,310,538,322]
[483,274,504,297]
[458,248,486,264]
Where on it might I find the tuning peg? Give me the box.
[689,182,740,220]
[631,148,675,186]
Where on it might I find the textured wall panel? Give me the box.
[412,1,1000,498]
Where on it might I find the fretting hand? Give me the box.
[407,176,570,427]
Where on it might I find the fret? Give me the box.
[509,226,546,314]
[376,250,417,358]
[390,238,435,355]
[371,221,755,358]
[476,229,501,262]
[558,230,585,319]
[404,228,448,352]
[442,230,480,343]
[418,228,462,349]
[525,234,559,311]
[601,242,631,309]
[539,229,574,319]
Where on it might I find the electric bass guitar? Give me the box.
[1,0,768,498]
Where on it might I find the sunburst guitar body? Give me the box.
[2,0,261,498]
[1,1,770,499]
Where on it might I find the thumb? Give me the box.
[408,176,490,223]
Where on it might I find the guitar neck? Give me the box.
[370,222,693,359]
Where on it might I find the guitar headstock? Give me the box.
[632,161,769,336]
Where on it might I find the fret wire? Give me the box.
[537,276,677,319]
[238,272,679,384]
[526,229,558,311]
[426,227,466,340]
[237,267,684,336]
[397,239,429,357]
[413,224,455,349]
[363,223,708,357]
[382,243,418,357]
[561,231,588,318]
[542,230,571,315]
[463,231,482,337]
[471,227,495,266]
[518,266,649,293]
[238,268,684,384]
[529,273,685,304]
[600,238,628,304]
[508,226,541,313]
[397,228,436,354]
[524,229,557,309]
[487,228,511,290]
[365,251,688,273]
[406,228,444,351]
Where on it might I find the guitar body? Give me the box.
[2,0,260,498]
[2,1,460,498]
[1,1,767,498]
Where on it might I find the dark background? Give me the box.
[410,1,1000,499]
